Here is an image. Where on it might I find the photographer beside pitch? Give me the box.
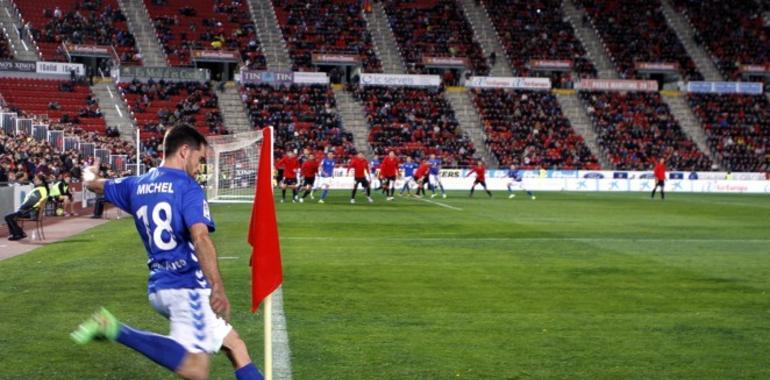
[70,126,263,380]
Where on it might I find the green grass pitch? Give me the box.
[1,191,769,379]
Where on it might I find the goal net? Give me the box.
[205,129,270,203]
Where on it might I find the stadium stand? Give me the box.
[577,0,702,80]
[383,0,489,80]
[118,79,226,139]
[482,0,597,81]
[139,134,163,169]
[688,94,770,172]
[350,85,476,166]
[0,121,132,183]
[272,0,382,73]
[16,0,141,65]
[146,0,266,68]
[471,89,600,169]
[241,84,355,158]
[0,78,105,133]
[0,30,14,60]
[580,91,712,171]
[672,0,770,81]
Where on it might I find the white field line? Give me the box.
[282,236,770,243]
[408,196,463,211]
[272,287,292,380]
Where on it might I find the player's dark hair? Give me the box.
[163,125,208,156]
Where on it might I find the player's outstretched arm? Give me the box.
[190,223,231,322]
[83,159,107,194]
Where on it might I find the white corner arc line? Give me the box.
[409,196,463,211]
[271,287,292,380]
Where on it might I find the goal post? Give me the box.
[206,129,271,203]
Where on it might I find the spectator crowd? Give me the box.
[0,121,133,187]
[274,0,382,73]
[472,89,600,169]
[242,84,356,159]
[34,1,142,65]
[688,94,770,172]
[581,91,712,171]
[350,85,476,167]
[120,79,226,137]
[578,0,702,80]
[673,0,770,81]
[483,0,597,83]
[384,0,489,79]
[148,0,266,69]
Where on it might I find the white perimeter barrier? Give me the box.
[309,169,770,194]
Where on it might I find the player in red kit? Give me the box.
[379,151,400,201]
[467,160,492,197]
[651,158,666,200]
[413,159,431,197]
[299,153,319,203]
[274,154,286,187]
[347,152,373,204]
[280,151,300,203]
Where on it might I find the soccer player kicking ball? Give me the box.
[428,154,447,198]
[467,160,492,197]
[348,152,373,204]
[379,151,400,201]
[506,165,535,200]
[299,153,319,203]
[70,126,263,380]
[316,152,335,203]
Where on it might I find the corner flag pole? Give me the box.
[264,293,273,380]
[249,126,282,380]
[136,126,141,175]
[264,125,274,380]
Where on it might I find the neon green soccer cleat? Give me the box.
[70,307,120,344]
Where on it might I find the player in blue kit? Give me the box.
[369,156,382,193]
[399,156,418,195]
[507,164,535,200]
[70,126,263,380]
[428,154,446,198]
[316,152,335,203]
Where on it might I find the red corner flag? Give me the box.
[248,128,283,312]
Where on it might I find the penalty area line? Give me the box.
[407,196,463,211]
